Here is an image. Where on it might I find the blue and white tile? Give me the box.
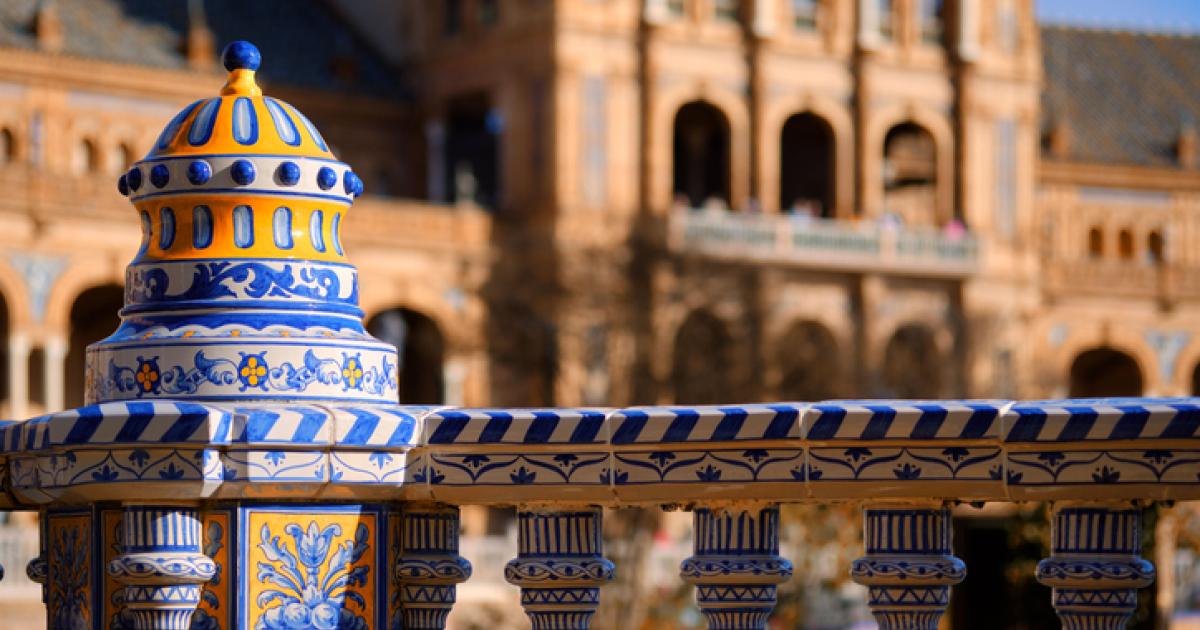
[1003,397,1200,500]
[611,448,804,502]
[610,404,803,445]
[804,400,1006,442]
[424,407,609,445]
[807,446,1003,499]
[426,451,613,503]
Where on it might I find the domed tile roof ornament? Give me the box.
[108,41,383,405]
[1,43,455,630]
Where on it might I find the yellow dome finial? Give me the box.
[220,40,262,97]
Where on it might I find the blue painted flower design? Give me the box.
[256,521,370,630]
[50,525,90,630]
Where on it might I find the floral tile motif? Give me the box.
[36,448,210,489]
[94,344,398,404]
[807,447,1003,482]
[612,449,805,485]
[1003,398,1200,443]
[47,512,92,630]
[427,451,611,487]
[1003,398,1200,500]
[1006,449,1200,491]
[222,451,328,483]
[243,507,377,630]
[194,510,233,630]
[330,451,414,484]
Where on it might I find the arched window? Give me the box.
[883,122,937,225]
[777,321,840,401]
[66,285,124,408]
[920,0,944,44]
[109,143,134,174]
[882,324,941,398]
[1117,229,1134,260]
[1147,230,1165,265]
[780,112,835,217]
[673,101,731,209]
[1087,227,1104,258]
[878,0,894,38]
[1070,348,1143,397]
[0,128,15,165]
[72,138,99,174]
[713,0,738,21]
[367,308,446,404]
[672,310,733,404]
[792,0,818,29]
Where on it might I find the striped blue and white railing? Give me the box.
[0,397,1195,629]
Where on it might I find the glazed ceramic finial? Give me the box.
[94,41,391,406]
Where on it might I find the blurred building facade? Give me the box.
[0,0,1197,627]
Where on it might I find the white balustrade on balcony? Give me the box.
[670,209,979,276]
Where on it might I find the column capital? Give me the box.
[107,504,215,630]
[505,507,614,629]
[1037,504,1156,628]
[394,504,472,629]
[682,505,792,630]
[851,505,964,629]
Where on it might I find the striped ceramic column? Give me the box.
[504,507,615,629]
[850,505,965,629]
[1037,504,1156,629]
[395,504,472,629]
[681,505,793,630]
[107,505,216,630]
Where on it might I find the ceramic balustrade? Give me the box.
[0,398,1188,628]
[0,39,1188,630]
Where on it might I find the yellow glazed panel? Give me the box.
[246,509,376,629]
[134,197,348,262]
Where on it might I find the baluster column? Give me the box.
[1036,503,1155,629]
[395,504,472,629]
[504,507,614,629]
[850,504,964,629]
[106,504,216,630]
[681,505,792,630]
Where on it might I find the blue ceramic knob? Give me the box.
[222,41,262,72]
[150,164,170,188]
[231,159,256,185]
[277,161,301,186]
[317,166,337,190]
[127,167,143,191]
[187,160,211,185]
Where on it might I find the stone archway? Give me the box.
[779,112,835,217]
[883,121,938,226]
[672,310,733,405]
[1070,348,1143,397]
[777,320,840,401]
[65,284,123,408]
[367,307,446,404]
[882,323,941,398]
[673,101,731,209]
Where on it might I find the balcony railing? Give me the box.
[669,209,980,276]
[0,397,1192,628]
